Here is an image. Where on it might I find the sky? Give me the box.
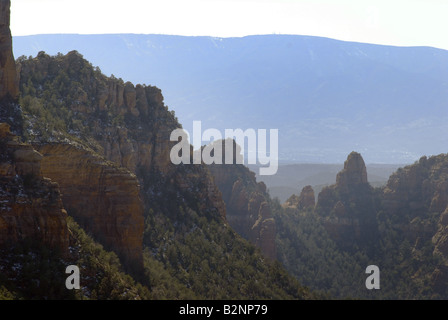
[10,0,448,50]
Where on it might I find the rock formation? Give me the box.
[0,0,18,101]
[35,143,144,268]
[335,152,368,192]
[207,141,276,260]
[251,201,276,260]
[16,49,228,270]
[297,185,315,210]
[315,151,378,251]
[0,0,22,135]
[283,185,315,211]
[0,2,67,252]
[0,123,68,250]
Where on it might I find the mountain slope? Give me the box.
[12,50,315,299]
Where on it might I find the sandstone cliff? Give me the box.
[35,142,144,268]
[17,50,228,269]
[0,5,146,270]
[0,122,68,250]
[207,140,276,260]
[0,0,22,136]
[0,1,67,252]
[315,151,378,251]
[0,0,18,101]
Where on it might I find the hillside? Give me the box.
[273,151,448,299]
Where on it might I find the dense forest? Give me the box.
[273,153,448,299]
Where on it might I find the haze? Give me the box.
[11,0,448,50]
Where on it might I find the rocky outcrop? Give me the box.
[208,143,276,260]
[17,50,228,270]
[335,152,368,192]
[0,0,22,135]
[0,123,68,250]
[382,157,429,218]
[35,143,144,269]
[283,194,300,209]
[297,185,315,210]
[18,51,177,176]
[316,151,378,251]
[381,155,448,241]
[251,202,276,260]
[0,0,18,101]
[0,5,67,252]
[283,185,315,211]
[316,152,372,215]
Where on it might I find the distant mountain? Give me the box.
[13,34,448,163]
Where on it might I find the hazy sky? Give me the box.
[11,0,448,50]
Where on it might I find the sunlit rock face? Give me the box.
[0,123,69,251]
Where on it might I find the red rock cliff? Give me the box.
[35,143,144,269]
[0,0,18,100]
[0,123,68,250]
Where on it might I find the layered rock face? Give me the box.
[0,0,22,135]
[0,123,68,250]
[18,51,183,176]
[35,143,144,268]
[0,0,18,101]
[1,14,146,268]
[17,50,228,269]
[316,152,378,251]
[0,2,67,252]
[208,143,276,260]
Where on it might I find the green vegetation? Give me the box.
[0,217,150,300]
[3,51,315,300]
[272,154,448,299]
[18,52,99,142]
[140,163,314,300]
[272,200,368,299]
[12,50,448,301]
